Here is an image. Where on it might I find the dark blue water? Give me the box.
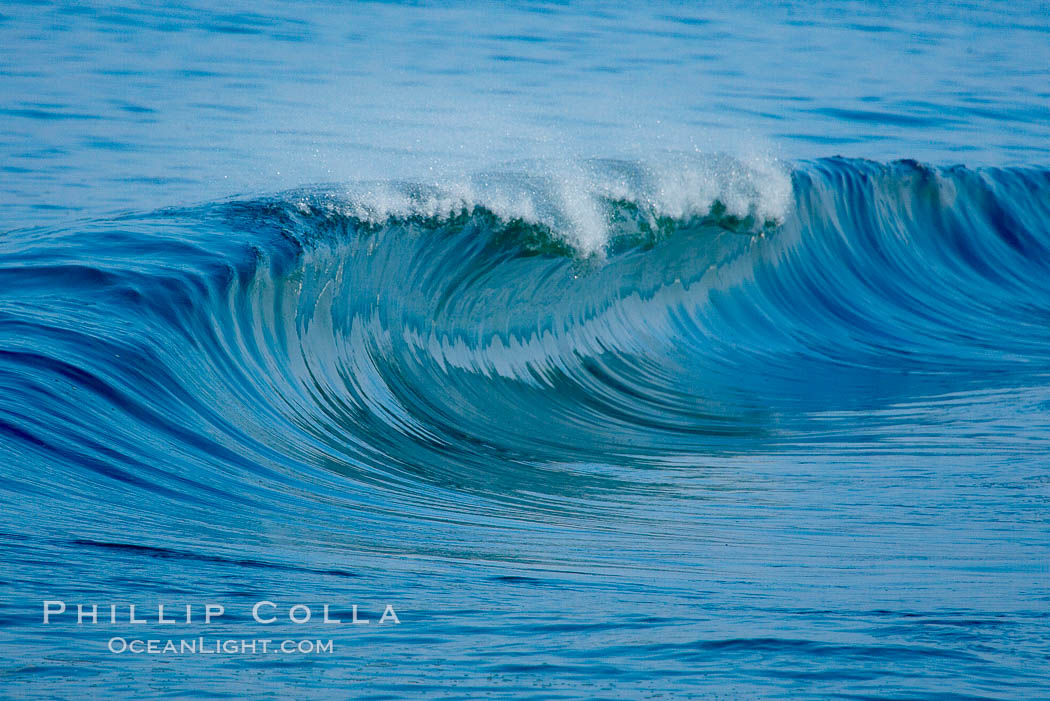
[2,2,1050,699]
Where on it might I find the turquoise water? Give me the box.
[2,2,1049,699]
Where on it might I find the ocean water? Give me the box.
[2,1,1050,699]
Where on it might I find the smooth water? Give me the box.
[2,2,1049,699]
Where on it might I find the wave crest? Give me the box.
[276,153,792,254]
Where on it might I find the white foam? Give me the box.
[297,152,792,255]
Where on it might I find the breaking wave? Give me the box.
[2,156,1050,517]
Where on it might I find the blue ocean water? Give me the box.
[2,1,1050,698]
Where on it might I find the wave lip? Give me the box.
[286,153,792,254]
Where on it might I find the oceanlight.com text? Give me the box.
[108,637,335,655]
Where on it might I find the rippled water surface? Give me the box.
[2,2,1049,699]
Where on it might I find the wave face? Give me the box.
[4,157,1050,698]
